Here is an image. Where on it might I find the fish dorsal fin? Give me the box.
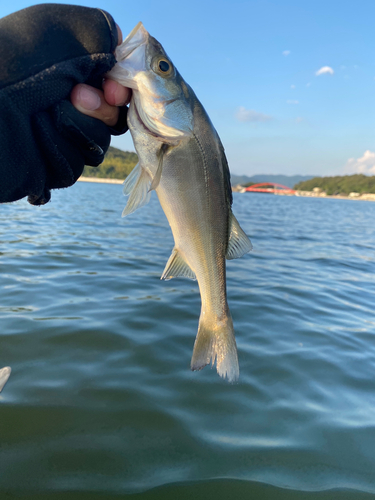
[149,144,168,192]
[161,249,196,281]
[122,163,152,217]
[226,212,253,260]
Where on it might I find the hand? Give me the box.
[71,25,132,127]
[0,4,130,206]
[71,80,131,127]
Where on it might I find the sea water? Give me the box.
[1,182,375,499]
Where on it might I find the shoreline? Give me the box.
[232,185,375,202]
[279,191,375,202]
[78,177,375,202]
[78,176,124,185]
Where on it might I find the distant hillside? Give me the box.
[294,174,375,195]
[83,149,315,189]
[231,174,314,188]
[83,147,137,179]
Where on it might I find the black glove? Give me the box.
[0,4,128,206]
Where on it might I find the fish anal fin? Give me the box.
[226,212,253,260]
[122,163,152,217]
[161,249,196,281]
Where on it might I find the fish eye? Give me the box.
[153,57,173,77]
[159,60,170,72]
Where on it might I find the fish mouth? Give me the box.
[115,22,148,63]
[108,22,149,89]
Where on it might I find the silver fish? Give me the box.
[108,23,252,382]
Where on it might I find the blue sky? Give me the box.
[2,0,375,176]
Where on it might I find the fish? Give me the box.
[0,366,11,393]
[108,23,252,382]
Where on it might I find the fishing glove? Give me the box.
[0,4,128,206]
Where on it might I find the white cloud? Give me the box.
[287,100,299,105]
[296,117,303,123]
[235,107,272,122]
[283,50,291,56]
[291,84,296,89]
[316,66,334,76]
[345,150,375,175]
[306,82,311,87]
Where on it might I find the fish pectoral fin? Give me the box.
[226,212,253,260]
[160,249,196,281]
[149,144,168,192]
[122,163,152,217]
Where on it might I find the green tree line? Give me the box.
[294,175,375,195]
[82,146,138,179]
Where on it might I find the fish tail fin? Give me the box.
[190,311,239,383]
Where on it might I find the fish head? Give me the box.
[109,22,194,142]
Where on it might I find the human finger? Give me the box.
[103,78,131,106]
[71,83,119,127]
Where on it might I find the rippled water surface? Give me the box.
[1,182,375,499]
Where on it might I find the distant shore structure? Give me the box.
[243,182,295,195]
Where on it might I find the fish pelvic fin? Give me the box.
[191,311,239,383]
[226,212,253,260]
[161,249,196,281]
[122,163,152,217]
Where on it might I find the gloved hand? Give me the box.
[0,4,128,206]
